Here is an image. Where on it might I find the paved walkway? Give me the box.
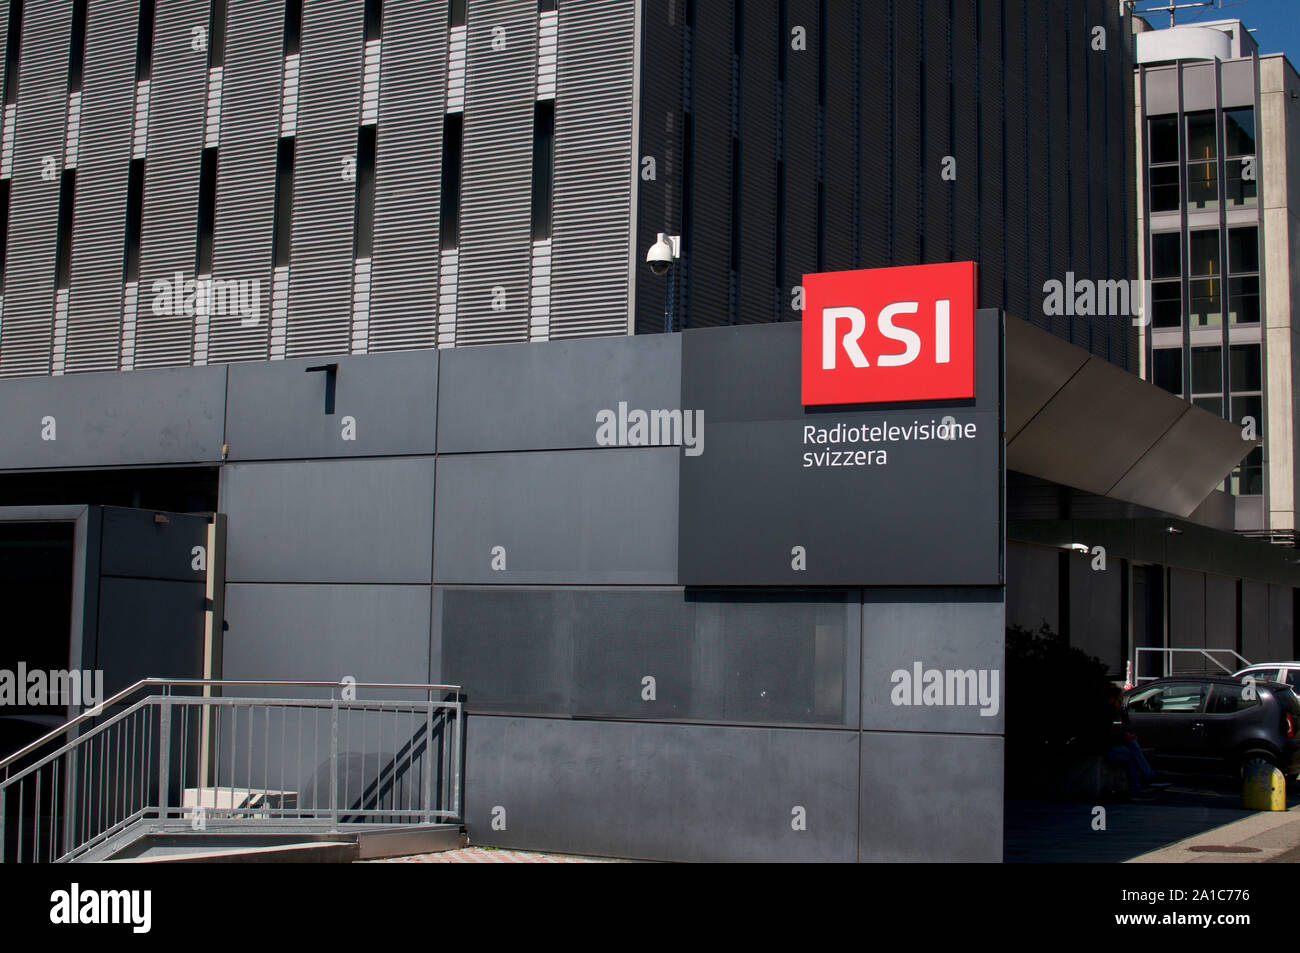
[1129,802,1300,863]
[370,846,619,863]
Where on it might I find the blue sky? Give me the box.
[1134,0,1300,62]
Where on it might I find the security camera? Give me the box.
[646,233,681,275]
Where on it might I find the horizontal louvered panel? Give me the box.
[0,1,72,378]
[454,0,535,346]
[207,0,283,364]
[548,0,633,340]
[133,0,210,369]
[367,0,445,352]
[286,0,363,358]
[64,0,138,374]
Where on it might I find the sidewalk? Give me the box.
[1128,803,1300,863]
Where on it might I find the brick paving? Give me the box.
[370,846,621,863]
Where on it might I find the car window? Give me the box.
[1286,671,1300,690]
[1127,682,1208,714]
[1208,683,1261,713]
[1237,668,1276,683]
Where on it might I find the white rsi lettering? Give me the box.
[821,300,951,370]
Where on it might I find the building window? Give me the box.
[53,169,75,289]
[529,100,554,240]
[207,0,227,69]
[195,146,217,273]
[1188,229,1220,328]
[1151,280,1181,329]
[1230,343,1263,495]
[1185,110,1218,211]
[1152,347,1183,396]
[1150,230,1180,279]
[364,0,382,43]
[1147,115,1179,213]
[283,0,302,57]
[67,0,87,92]
[439,112,462,249]
[352,124,375,257]
[1228,225,1259,325]
[271,137,294,268]
[122,157,144,281]
[450,0,465,28]
[134,0,156,82]
[1190,344,1222,397]
[1224,106,1256,207]
[3,0,22,107]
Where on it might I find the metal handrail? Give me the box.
[1131,647,1251,683]
[0,678,464,863]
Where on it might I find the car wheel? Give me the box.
[1239,752,1278,781]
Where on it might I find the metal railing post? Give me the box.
[329,698,340,829]
[0,784,6,863]
[423,702,434,824]
[157,700,171,826]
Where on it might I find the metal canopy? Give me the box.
[1005,316,1254,518]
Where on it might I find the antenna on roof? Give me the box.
[1128,0,1229,28]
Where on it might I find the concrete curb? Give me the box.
[1127,804,1300,863]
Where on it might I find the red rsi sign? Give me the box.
[800,262,978,406]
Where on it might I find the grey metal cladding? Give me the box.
[632,0,679,336]
[681,3,728,328]
[98,506,209,582]
[223,348,438,460]
[455,0,535,346]
[133,0,211,369]
[208,0,285,365]
[222,582,431,685]
[0,363,226,468]
[952,0,979,266]
[891,0,919,266]
[859,731,1002,862]
[464,716,860,862]
[856,4,890,271]
[977,0,1003,309]
[737,0,776,325]
[782,0,816,288]
[287,0,363,358]
[548,0,634,340]
[436,332,680,453]
[1086,0,1107,341]
[1025,9,1049,331]
[1003,0,1028,321]
[367,0,446,353]
[820,2,855,273]
[921,1,949,263]
[859,589,1005,734]
[0,1,72,378]
[220,458,435,584]
[1045,6,1070,338]
[432,448,679,585]
[65,1,138,374]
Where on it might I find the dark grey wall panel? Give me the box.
[133,0,210,368]
[1204,572,1237,661]
[856,4,890,271]
[1006,541,1060,634]
[549,0,634,339]
[1269,584,1293,662]
[860,589,1005,734]
[287,0,364,357]
[858,731,1003,862]
[222,582,432,685]
[454,0,535,345]
[0,364,225,468]
[464,715,859,862]
[1003,0,1028,321]
[891,0,920,266]
[433,448,678,584]
[1170,568,1207,670]
[220,458,435,584]
[1068,555,1123,673]
[782,0,818,288]
[978,0,1004,310]
[223,349,437,460]
[1241,579,1269,664]
[921,0,950,263]
[440,587,858,727]
[367,0,445,352]
[436,333,679,453]
[0,0,72,378]
[952,0,979,267]
[65,0,139,373]
[207,0,285,364]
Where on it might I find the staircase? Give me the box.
[0,678,464,863]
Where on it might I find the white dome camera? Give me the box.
[646,233,681,275]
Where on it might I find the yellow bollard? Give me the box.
[1241,760,1287,811]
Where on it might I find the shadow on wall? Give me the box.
[1004,622,1118,798]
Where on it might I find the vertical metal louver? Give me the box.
[922,2,950,265]
[891,0,921,267]
[855,4,890,271]
[548,0,633,340]
[132,0,209,369]
[64,0,138,374]
[367,0,445,353]
[781,0,818,292]
[736,0,776,325]
[1045,1,1070,333]
[952,0,980,269]
[0,1,71,378]
[206,0,282,365]
[1026,9,1050,330]
[454,0,536,346]
[284,0,362,359]
[977,0,1004,311]
[1003,0,1029,323]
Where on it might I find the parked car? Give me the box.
[1234,662,1300,692]
[1122,676,1300,779]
